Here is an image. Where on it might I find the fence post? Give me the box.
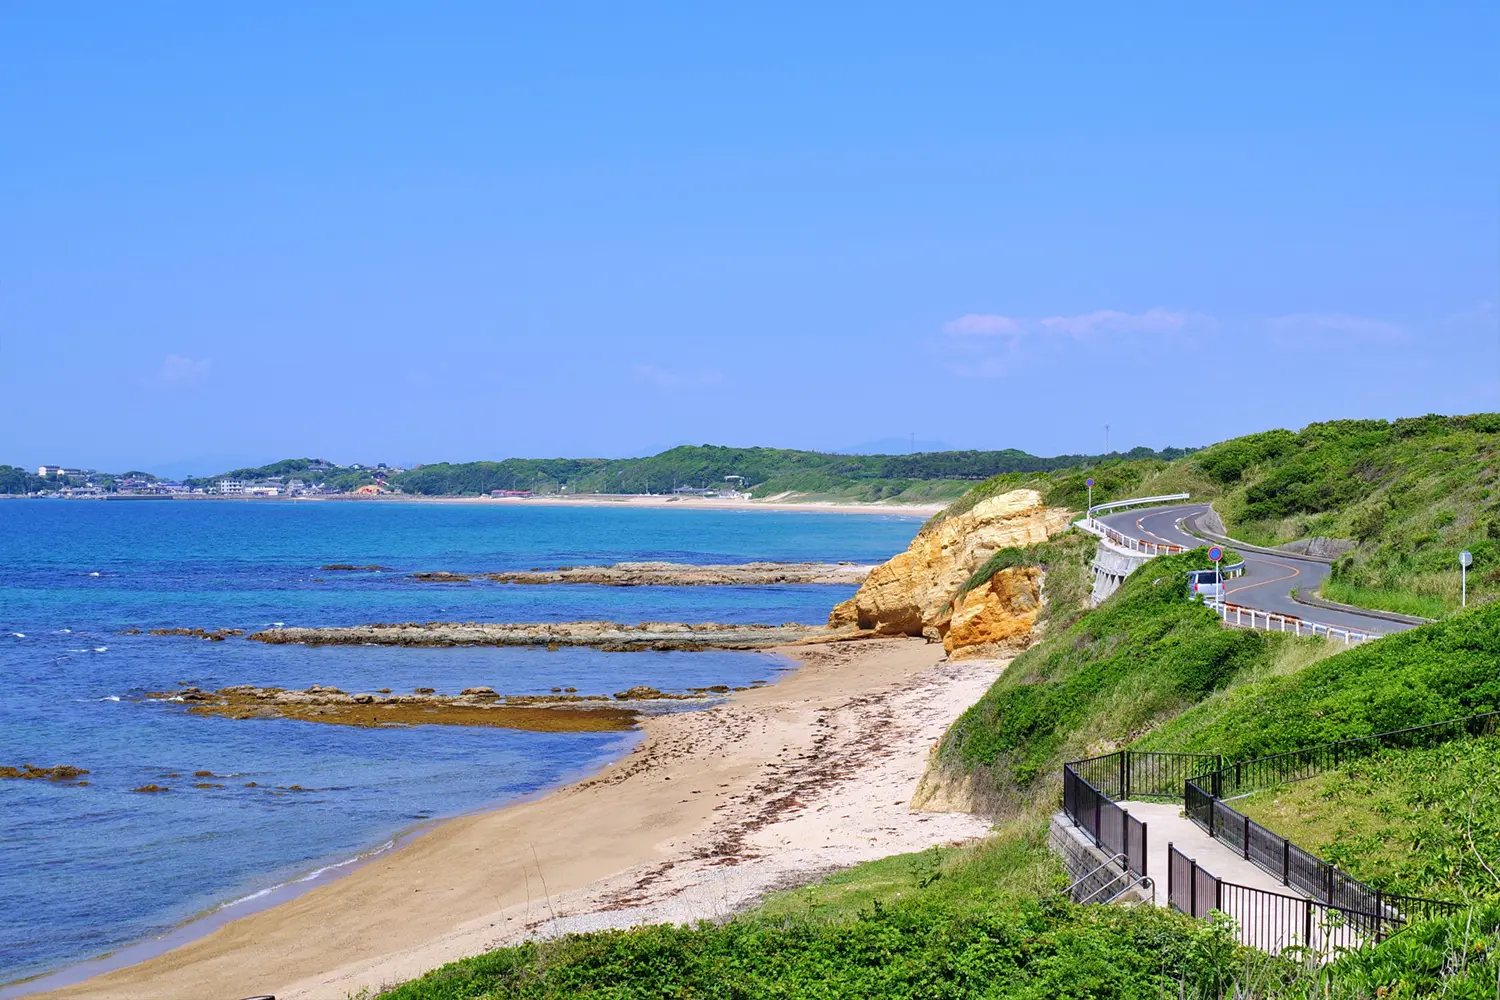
[1282,837,1290,886]
[1141,820,1148,879]
[1167,842,1174,906]
[1243,813,1251,860]
[1215,876,1223,915]
[1190,858,1198,916]
[1304,899,1314,949]
[1094,787,1101,842]
[1376,888,1385,942]
[1120,751,1128,800]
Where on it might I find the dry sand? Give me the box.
[38,638,1002,1000]
[239,493,948,516]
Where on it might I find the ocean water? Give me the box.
[0,500,921,984]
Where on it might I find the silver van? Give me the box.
[1187,569,1224,602]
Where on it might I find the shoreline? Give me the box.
[30,638,1000,1000]
[4,494,947,517]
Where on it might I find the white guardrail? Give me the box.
[1082,493,1194,556]
[1208,600,1379,645]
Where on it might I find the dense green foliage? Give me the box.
[378,823,1252,1000]
[927,411,1500,614]
[1136,602,1500,761]
[389,444,1192,500]
[936,550,1277,809]
[1238,737,1500,902]
[0,465,50,494]
[181,457,381,491]
[1190,414,1500,614]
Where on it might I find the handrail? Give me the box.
[1208,599,1380,644]
[1099,873,1155,906]
[1087,493,1191,517]
[1066,852,1127,896]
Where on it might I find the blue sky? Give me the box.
[3,2,1497,474]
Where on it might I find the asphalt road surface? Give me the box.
[1095,503,1412,635]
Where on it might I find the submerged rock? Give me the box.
[482,561,872,587]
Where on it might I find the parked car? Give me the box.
[1186,568,1223,601]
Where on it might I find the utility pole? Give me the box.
[1105,424,1111,454]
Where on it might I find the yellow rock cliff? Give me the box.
[828,489,1073,648]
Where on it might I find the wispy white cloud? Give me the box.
[155,354,212,387]
[631,364,723,390]
[1265,313,1404,342]
[941,313,1022,336]
[1038,307,1197,336]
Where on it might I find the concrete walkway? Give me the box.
[1119,800,1307,906]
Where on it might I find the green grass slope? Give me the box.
[933,550,1295,812]
[1187,414,1500,616]
[1237,737,1500,902]
[925,412,1500,616]
[1135,602,1500,761]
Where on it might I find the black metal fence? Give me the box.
[1178,713,1489,938]
[1195,711,1500,801]
[1068,749,1222,801]
[1062,759,1149,877]
[1166,845,1452,957]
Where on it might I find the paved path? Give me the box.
[1096,504,1411,635]
[1118,800,1304,906]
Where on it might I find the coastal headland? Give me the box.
[26,487,1074,999]
[36,638,1001,1000]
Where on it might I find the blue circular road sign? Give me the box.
[1208,546,1223,562]
[1085,478,1094,487]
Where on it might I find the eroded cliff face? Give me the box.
[942,566,1043,660]
[828,489,1072,651]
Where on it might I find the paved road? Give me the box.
[1096,503,1412,635]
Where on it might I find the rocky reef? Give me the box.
[143,684,670,732]
[829,489,1071,654]
[147,627,246,641]
[0,764,90,783]
[402,561,872,586]
[246,620,844,650]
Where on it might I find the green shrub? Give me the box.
[1136,602,1500,761]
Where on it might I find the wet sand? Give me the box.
[35,638,1001,1000]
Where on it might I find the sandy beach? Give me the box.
[150,492,950,517]
[36,638,1001,1000]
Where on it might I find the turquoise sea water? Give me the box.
[0,500,921,984]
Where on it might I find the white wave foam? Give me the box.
[217,839,399,912]
[10,633,23,638]
[99,696,121,702]
[93,646,108,653]
[88,572,101,577]
[268,622,284,627]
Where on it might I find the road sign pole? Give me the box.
[1461,550,1473,609]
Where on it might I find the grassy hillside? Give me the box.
[1237,737,1500,902]
[924,412,1500,616]
[1134,602,1500,761]
[932,550,1309,812]
[389,444,1193,500]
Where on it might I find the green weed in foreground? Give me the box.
[1237,737,1500,902]
[376,895,1257,1000]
